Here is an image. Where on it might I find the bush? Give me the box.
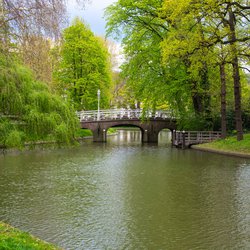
[5,130,24,149]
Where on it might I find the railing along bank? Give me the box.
[77,109,173,122]
[173,131,221,148]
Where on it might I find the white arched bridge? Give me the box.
[77,108,177,143]
[77,108,222,146]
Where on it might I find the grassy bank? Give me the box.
[194,134,250,156]
[75,129,93,138]
[0,222,61,250]
[75,128,117,138]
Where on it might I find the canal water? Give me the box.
[0,130,250,249]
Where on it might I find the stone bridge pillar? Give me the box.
[146,129,159,143]
[142,124,160,143]
[141,130,148,143]
[92,124,107,142]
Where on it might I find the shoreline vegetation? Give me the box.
[0,221,61,250]
[192,134,250,158]
[0,129,118,154]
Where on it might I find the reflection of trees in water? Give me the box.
[115,129,171,144]
[158,129,171,143]
[117,130,141,142]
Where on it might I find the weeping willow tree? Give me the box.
[0,53,79,148]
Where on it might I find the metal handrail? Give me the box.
[77,109,173,122]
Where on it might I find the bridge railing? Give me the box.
[77,109,173,122]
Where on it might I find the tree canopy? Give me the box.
[54,18,112,110]
[105,0,250,138]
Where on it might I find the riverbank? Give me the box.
[192,134,250,158]
[0,129,118,154]
[0,221,61,249]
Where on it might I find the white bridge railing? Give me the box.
[77,109,173,122]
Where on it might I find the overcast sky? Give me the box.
[67,0,117,37]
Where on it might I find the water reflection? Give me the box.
[114,129,141,144]
[109,129,171,146]
[0,130,249,249]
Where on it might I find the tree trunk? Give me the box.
[220,63,227,138]
[232,55,243,140]
[192,85,204,114]
[228,9,243,141]
[195,17,211,118]
[201,64,211,116]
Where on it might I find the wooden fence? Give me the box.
[172,131,221,149]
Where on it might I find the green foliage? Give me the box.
[0,53,79,148]
[75,129,93,138]
[161,0,249,140]
[105,0,250,133]
[54,121,78,145]
[177,114,207,131]
[223,109,250,133]
[54,18,112,110]
[105,0,213,116]
[74,128,116,138]
[0,119,14,147]
[0,221,60,250]
[5,130,24,149]
[105,0,169,109]
[107,128,117,134]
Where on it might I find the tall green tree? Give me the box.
[160,0,224,128]
[106,0,191,113]
[161,0,250,140]
[105,0,211,131]
[106,0,250,134]
[218,0,250,140]
[54,18,112,110]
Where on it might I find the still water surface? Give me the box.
[0,130,250,249]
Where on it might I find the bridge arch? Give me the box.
[106,123,146,143]
[79,109,176,143]
[80,119,176,143]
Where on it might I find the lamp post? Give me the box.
[97,89,100,121]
